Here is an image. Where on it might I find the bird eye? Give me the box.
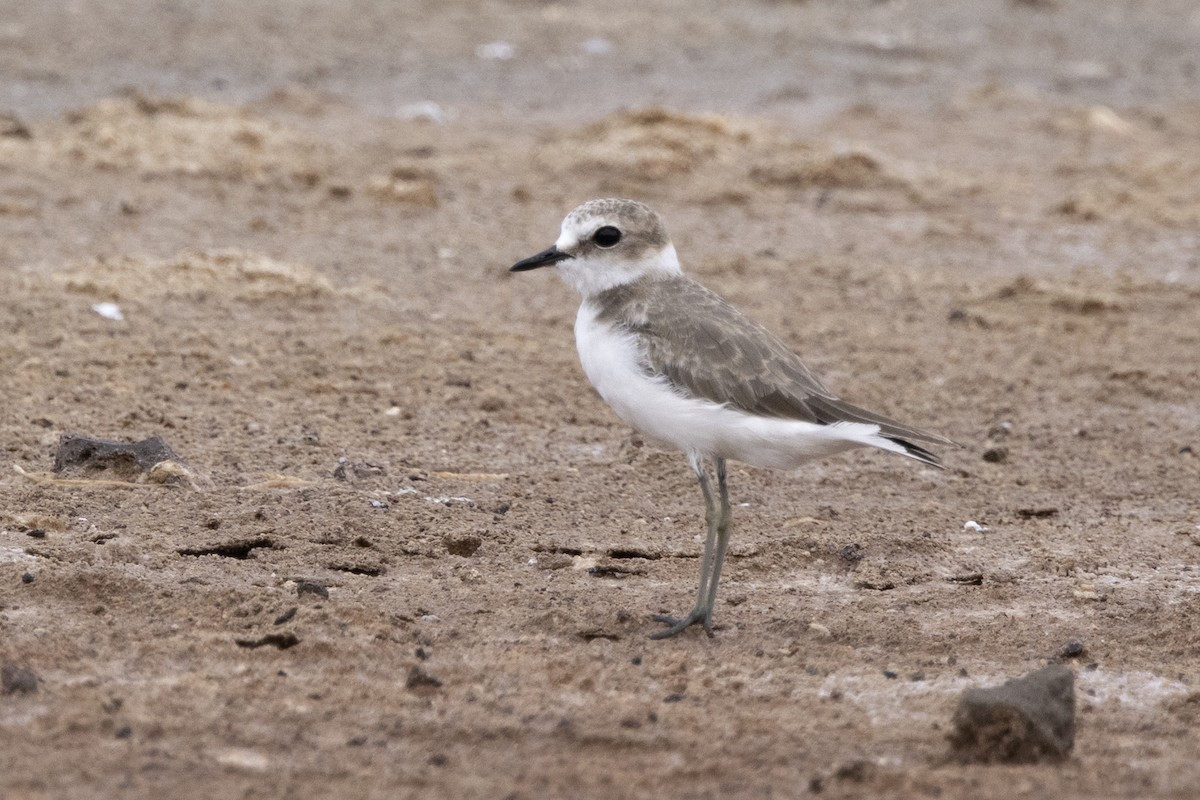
[593,226,621,248]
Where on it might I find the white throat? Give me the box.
[556,243,682,298]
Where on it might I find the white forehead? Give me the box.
[554,216,582,251]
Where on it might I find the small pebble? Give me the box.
[406,665,443,690]
[1,663,39,694]
[92,301,124,321]
[1058,639,1086,659]
[296,580,329,599]
[982,446,1008,463]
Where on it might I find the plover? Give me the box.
[510,199,953,639]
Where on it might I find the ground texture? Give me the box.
[1,2,1199,798]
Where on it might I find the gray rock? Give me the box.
[949,664,1075,763]
[54,432,183,480]
[2,663,39,694]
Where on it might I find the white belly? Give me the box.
[573,303,893,469]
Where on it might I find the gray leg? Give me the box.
[701,458,733,627]
[651,455,728,639]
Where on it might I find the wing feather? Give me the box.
[599,277,953,448]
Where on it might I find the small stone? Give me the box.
[1,663,39,694]
[838,543,863,564]
[982,446,1009,463]
[987,421,1013,439]
[20,572,34,584]
[296,580,329,599]
[949,664,1075,763]
[833,759,872,782]
[444,532,482,557]
[406,665,443,691]
[1058,639,1086,659]
[54,432,184,479]
[234,633,300,650]
[1017,507,1059,519]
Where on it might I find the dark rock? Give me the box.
[1,663,39,694]
[20,572,34,584]
[406,665,443,691]
[982,446,1009,463]
[54,433,183,480]
[1057,639,1086,659]
[1017,507,1059,519]
[328,562,384,576]
[444,532,482,557]
[297,580,329,599]
[838,543,864,564]
[833,759,872,782]
[949,664,1075,763]
[234,633,300,650]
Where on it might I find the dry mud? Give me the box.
[1,2,1199,798]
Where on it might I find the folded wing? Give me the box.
[609,277,954,452]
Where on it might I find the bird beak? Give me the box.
[510,245,573,272]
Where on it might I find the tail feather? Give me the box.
[883,435,943,468]
[807,395,956,448]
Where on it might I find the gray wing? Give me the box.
[616,278,953,448]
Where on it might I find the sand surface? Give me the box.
[2,2,1199,797]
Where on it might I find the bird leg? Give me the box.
[704,458,734,616]
[651,456,731,639]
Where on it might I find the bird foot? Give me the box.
[649,608,713,639]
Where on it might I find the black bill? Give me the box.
[510,246,573,272]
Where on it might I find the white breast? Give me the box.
[573,302,897,469]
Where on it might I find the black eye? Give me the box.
[593,226,621,248]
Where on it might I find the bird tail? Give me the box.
[880,435,944,468]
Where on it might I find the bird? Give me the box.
[509,198,953,639]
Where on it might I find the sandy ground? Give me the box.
[2,1,1200,798]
